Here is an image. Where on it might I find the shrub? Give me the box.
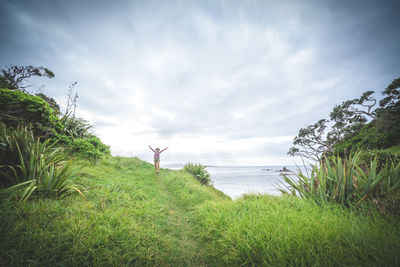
[0,89,62,137]
[0,125,83,201]
[57,115,110,162]
[85,135,110,155]
[70,137,110,163]
[184,163,212,185]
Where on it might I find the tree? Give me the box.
[375,78,400,145]
[379,78,400,108]
[0,65,54,91]
[289,90,378,161]
[288,119,332,161]
[328,90,376,143]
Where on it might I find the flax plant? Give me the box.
[280,152,400,208]
[184,163,212,185]
[0,125,84,201]
[59,114,92,138]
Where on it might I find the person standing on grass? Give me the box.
[148,145,168,174]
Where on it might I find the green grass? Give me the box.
[194,195,400,266]
[1,157,399,266]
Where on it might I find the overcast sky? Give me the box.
[1,0,399,166]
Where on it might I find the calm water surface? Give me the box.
[165,164,301,199]
[206,166,298,199]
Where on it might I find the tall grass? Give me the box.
[0,125,83,201]
[183,162,212,185]
[194,195,400,266]
[280,152,400,211]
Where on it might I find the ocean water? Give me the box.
[164,164,301,199]
[206,166,298,199]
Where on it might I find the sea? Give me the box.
[163,164,303,199]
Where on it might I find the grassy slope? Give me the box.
[1,157,400,266]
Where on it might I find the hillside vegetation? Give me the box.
[1,157,399,266]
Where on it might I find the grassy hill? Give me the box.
[1,157,399,266]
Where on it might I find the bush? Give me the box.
[0,89,62,137]
[71,136,110,163]
[85,135,110,155]
[56,115,110,162]
[184,163,212,185]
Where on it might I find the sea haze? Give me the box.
[164,164,302,199]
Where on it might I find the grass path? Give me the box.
[83,158,227,266]
[109,158,220,266]
[155,171,205,265]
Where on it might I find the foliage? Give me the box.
[35,92,61,115]
[0,89,62,136]
[0,125,83,201]
[328,91,375,143]
[59,114,93,138]
[184,163,212,185]
[0,124,38,188]
[86,135,110,155]
[379,78,400,108]
[375,78,400,146]
[333,122,383,154]
[0,65,54,91]
[70,138,101,162]
[358,149,400,170]
[288,119,332,161]
[70,136,110,163]
[280,152,400,212]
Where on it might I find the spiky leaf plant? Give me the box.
[0,124,84,201]
[184,163,212,185]
[280,152,400,209]
[59,114,92,138]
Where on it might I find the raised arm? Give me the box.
[161,147,168,153]
[148,145,155,152]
